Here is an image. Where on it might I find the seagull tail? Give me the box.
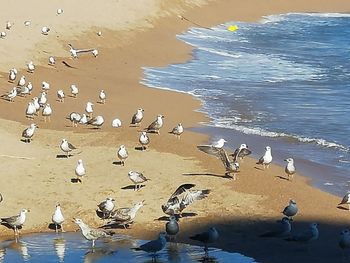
[131,247,142,251]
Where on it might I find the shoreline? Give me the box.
[1,1,350,262]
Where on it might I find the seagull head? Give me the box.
[135,200,145,209]
[289,199,297,205]
[62,139,67,143]
[284,158,294,163]
[265,146,271,151]
[106,197,115,202]
[310,222,318,229]
[77,159,83,164]
[55,203,61,208]
[30,123,37,128]
[341,229,350,236]
[178,123,182,127]
[141,131,147,136]
[138,108,144,112]
[157,114,164,119]
[73,218,83,225]
[21,209,30,214]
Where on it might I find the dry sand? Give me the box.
[0,0,350,262]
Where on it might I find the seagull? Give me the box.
[39,92,47,106]
[52,203,65,233]
[41,26,50,35]
[92,49,98,57]
[70,84,79,97]
[111,118,122,128]
[107,200,144,229]
[230,144,252,162]
[68,112,81,127]
[1,87,17,102]
[97,31,102,36]
[282,199,298,220]
[42,104,52,122]
[32,97,40,112]
[24,21,31,26]
[73,218,113,247]
[26,82,33,94]
[286,223,319,243]
[128,171,149,191]
[85,102,94,118]
[22,123,38,143]
[99,90,106,104]
[0,31,6,39]
[27,61,35,73]
[18,76,26,87]
[166,216,179,240]
[130,108,144,126]
[1,209,30,236]
[87,115,104,129]
[117,145,128,166]
[146,114,164,134]
[284,158,296,181]
[97,197,115,219]
[60,139,77,157]
[79,114,88,125]
[259,217,292,238]
[169,123,184,139]
[5,21,12,30]
[75,159,86,182]
[49,56,56,66]
[256,146,273,169]
[57,90,65,102]
[190,227,219,258]
[139,131,150,150]
[162,184,210,217]
[8,69,16,82]
[339,229,350,250]
[42,81,50,92]
[133,232,167,260]
[17,85,30,97]
[57,8,64,15]
[68,44,95,59]
[338,193,350,211]
[212,138,227,149]
[197,145,240,179]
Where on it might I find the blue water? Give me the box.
[142,13,350,196]
[0,233,255,262]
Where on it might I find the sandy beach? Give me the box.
[1,0,350,262]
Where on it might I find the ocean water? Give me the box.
[0,233,255,262]
[142,13,350,196]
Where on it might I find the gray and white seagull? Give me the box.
[133,232,167,261]
[128,171,150,191]
[1,209,30,236]
[106,200,144,229]
[146,114,164,134]
[230,143,252,162]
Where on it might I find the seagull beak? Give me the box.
[27,209,31,212]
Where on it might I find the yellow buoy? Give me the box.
[228,25,239,32]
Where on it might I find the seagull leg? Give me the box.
[55,224,58,233]
[61,224,65,232]
[92,240,95,247]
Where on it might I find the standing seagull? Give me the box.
[190,227,219,258]
[41,26,50,35]
[68,112,81,127]
[97,197,115,219]
[339,229,350,250]
[79,114,88,125]
[139,131,150,150]
[49,56,56,66]
[99,90,106,104]
[282,199,298,220]
[128,171,149,191]
[75,159,86,182]
[133,232,167,261]
[146,114,164,134]
[26,102,36,119]
[18,76,26,87]
[1,209,30,236]
[60,139,77,157]
[117,145,128,166]
[52,203,65,233]
[284,158,296,181]
[259,217,292,238]
[86,115,104,129]
[39,92,47,106]
[162,184,210,217]
[8,69,16,82]
[42,81,50,92]
[73,218,113,247]
[166,216,179,240]
[230,144,252,162]
[212,138,227,149]
[42,104,52,122]
[57,90,65,102]
[27,61,35,73]
[256,146,273,169]
[22,123,38,143]
[130,108,144,126]
[107,201,144,229]
[85,102,94,118]
[70,84,79,98]
[197,145,240,179]
[338,193,350,211]
[169,123,184,139]
[1,87,17,102]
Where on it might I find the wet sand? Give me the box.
[0,1,350,262]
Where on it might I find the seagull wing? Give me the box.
[169,184,196,199]
[339,195,349,205]
[89,228,112,238]
[22,128,29,137]
[110,208,131,222]
[1,214,19,225]
[197,146,231,168]
[86,117,97,125]
[75,48,95,53]
[68,142,77,150]
[147,120,158,131]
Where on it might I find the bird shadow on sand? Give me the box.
[336,206,349,211]
[134,146,146,151]
[71,178,82,183]
[20,139,30,143]
[48,223,63,231]
[0,223,21,232]
[156,213,197,222]
[254,167,265,171]
[121,185,145,190]
[112,161,124,166]
[56,154,72,159]
[275,175,290,181]
[182,173,234,180]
